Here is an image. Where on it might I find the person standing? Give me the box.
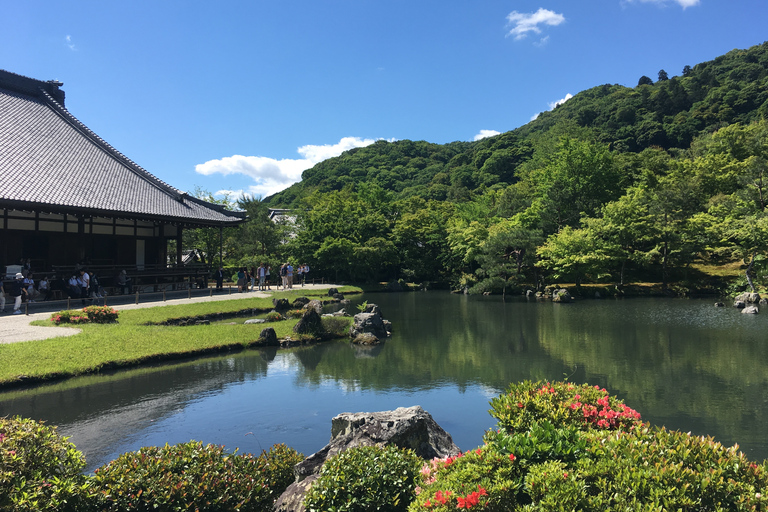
[301,263,310,287]
[258,263,266,291]
[11,273,26,315]
[77,269,90,305]
[265,265,271,290]
[286,263,294,289]
[214,266,224,291]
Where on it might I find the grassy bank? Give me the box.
[0,287,360,388]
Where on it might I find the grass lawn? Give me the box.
[0,287,360,388]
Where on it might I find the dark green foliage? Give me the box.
[304,445,423,512]
[408,382,768,511]
[0,416,89,512]
[91,441,302,512]
[320,315,352,336]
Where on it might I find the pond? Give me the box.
[1,292,767,472]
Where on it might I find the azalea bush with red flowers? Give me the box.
[408,382,768,511]
[408,447,521,512]
[50,306,119,325]
[488,380,642,435]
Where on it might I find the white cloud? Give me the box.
[548,93,573,110]
[195,136,381,197]
[65,35,76,51]
[624,0,700,8]
[530,92,573,121]
[506,8,566,41]
[474,129,500,141]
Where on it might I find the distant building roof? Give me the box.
[0,70,244,227]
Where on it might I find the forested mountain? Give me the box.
[231,42,768,293]
[268,42,768,207]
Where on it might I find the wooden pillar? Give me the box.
[176,225,183,266]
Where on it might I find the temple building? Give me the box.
[0,70,244,277]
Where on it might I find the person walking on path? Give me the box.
[11,272,27,315]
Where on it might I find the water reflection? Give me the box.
[1,292,767,472]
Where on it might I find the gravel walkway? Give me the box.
[0,284,335,345]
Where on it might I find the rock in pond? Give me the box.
[273,406,460,512]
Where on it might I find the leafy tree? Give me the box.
[658,69,669,81]
[183,188,240,270]
[475,219,543,296]
[638,75,654,86]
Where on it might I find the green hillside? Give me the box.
[228,42,768,294]
[267,42,768,208]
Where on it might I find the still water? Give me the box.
[1,292,767,471]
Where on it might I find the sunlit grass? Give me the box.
[0,287,359,387]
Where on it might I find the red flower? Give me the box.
[509,453,516,461]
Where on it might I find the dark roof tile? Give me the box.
[0,70,243,226]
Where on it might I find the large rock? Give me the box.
[293,309,324,335]
[302,299,323,314]
[552,289,572,303]
[273,298,290,311]
[352,332,380,345]
[735,292,761,304]
[273,406,460,512]
[349,312,388,339]
[257,327,278,346]
[742,306,759,314]
[292,297,310,309]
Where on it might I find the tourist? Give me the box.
[11,272,26,314]
[236,267,245,292]
[280,264,288,290]
[286,262,294,289]
[265,265,271,290]
[67,273,81,298]
[89,271,103,298]
[250,266,257,291]
[23,272,38,302]
[214,266,224,291]
[117,269,132,295]
[258,263,266,291]
[77,269,90,304]
[38,275,51,301]
[301,263,310,287]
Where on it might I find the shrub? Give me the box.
[265,311,283,322]
[285,309,304,319]
[50,305,118,325]
[408,447,522,512]
[304,445,423,512]
[91,441,302,512]
[523,426,768,511]
[0,416,89,512]
[488,380,642,434]
[320,316,351,336]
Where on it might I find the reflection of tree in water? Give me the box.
[352,343,384,359]
[291,344,330,372]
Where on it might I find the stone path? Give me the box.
[0,284,335,345]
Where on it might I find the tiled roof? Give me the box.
[0,70,244,226]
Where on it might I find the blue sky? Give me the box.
[2,0,766,199]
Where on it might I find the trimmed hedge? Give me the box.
[0,416,89,512]
[91,441,302,512]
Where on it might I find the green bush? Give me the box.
[92,441,302,512]
[304,445,423,512]
[0,416,89,512]
[488,380,642,434]
[265,311,283,322]
[320,315,351,336]
[285,309,304,319]
[411,382,768,511]
[50,305,119,325]
[522,426,768,511]
[408,447,522,511]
